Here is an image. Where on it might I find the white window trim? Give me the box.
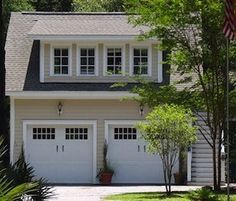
[157,49,163,83]
[50,44,72,76]
[40,41,45,82]
[22,119,97,184]
[103,44,126,76]
[129,44,152,76]
[10,97,15,164]
[77,44,99,76]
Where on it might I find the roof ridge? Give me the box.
[21,11,129,15]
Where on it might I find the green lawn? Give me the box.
[104,192,236,201]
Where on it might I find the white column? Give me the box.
[187,146,192,182]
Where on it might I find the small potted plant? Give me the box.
[97,141,114,185]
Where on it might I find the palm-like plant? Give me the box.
[0,137,38,201]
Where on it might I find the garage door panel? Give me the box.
[26,125,93,184]
[108,125,167,184]
[111,162,164,183]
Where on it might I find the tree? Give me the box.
[72,0,124,12]
[126,0,236,190]
[0,0,7,158]
[30,0,73,11]
[136,104,197,195]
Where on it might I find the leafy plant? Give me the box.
[102,142,114,173]
[97,141,114,180]
[137,104,197,195]
[5,148,54,201]
[0,137,39,201]
[126,0,236,191]
[188,188,221,201]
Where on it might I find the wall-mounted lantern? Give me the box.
[57,102,63,116]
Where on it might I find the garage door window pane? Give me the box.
[32,128,55,140]
[65,128,88,140]
[114,127,137,140]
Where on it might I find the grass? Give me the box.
[104,192,236,201]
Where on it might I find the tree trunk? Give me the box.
[217,129,222,191]
[213,138,217,190]
[162,157,169,194]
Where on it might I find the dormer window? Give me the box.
[80,48,95,75]
[54,48,69,75]
[77,46,98,76]
[130,46,152,76]
[104,45,125,76]
[50,46,72,76]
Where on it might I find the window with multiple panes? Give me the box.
[114,127,137,140]
[50,45,153,77]
[133,48,148,75]
[32,128,55,140]
[53,48,69,75]
[80,48,95,75]
[106,48,122,75]
[65,128,88,140]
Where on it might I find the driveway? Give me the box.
[49,185,201,201]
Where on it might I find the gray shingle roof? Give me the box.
[29,19,149,37]
[5,12,168,92]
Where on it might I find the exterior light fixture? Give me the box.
[57,102,63,116]
[139,103,144,116]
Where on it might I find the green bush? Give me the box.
[5,149,54,201]
[188,188,221,201]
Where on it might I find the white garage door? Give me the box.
[26,125,93,183]
[108,125,167,183]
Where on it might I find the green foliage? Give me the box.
[3,0,34,12]
[126,0,236,190]
[72,0,124,12]
[137,104,197,154]
[0,137,39,201]
[73,0,106,12]
[97,141,114,181]
[137,104,197,194]
[105,192,189,201]
[6,150,34,185]
[188,188,221,201]
[5,149,54,200]
[30,0,73,11]
[104,191,236,201]
[131,82,204,111]
[0,181,38,201]
[102,142,114,174]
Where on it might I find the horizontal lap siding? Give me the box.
[14,99,145,170]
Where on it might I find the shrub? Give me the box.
[5,149,54,201]
[188,188,221,201]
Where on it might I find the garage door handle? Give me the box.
[62,145,64,152]
[144,145,146,152]
[56,145,58,152]
[138,145,140,152]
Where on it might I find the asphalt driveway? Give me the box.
[48,185,201,201]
